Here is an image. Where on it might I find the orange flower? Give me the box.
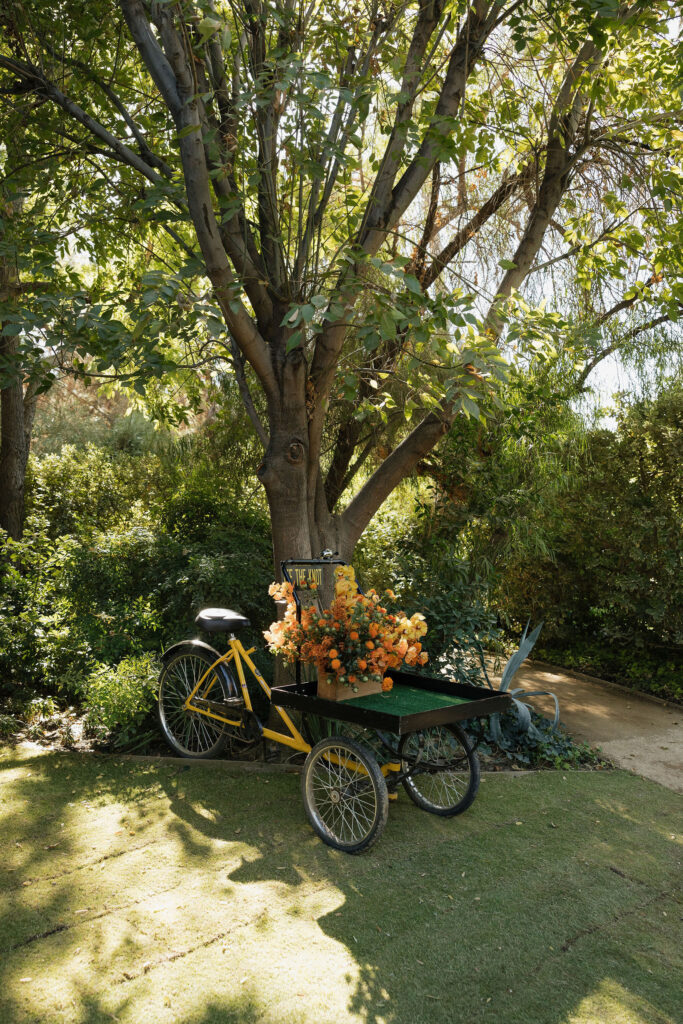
[331,658,341,670]
[369,622,379,638]
[328,649,338,659]
[348,674,357,683]
[382,676,393,692]
[349,630,359,641]
[357,658,367,670]
[365,640,374,650]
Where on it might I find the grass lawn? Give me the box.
[0,745,680,1024]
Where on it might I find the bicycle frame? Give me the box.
[181,633,401,775]
[183,634,310,753]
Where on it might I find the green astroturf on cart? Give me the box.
[344,685,472,717]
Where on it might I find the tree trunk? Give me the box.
[0,337,35,541]
[258,364,352,577]
[0,160,33,541]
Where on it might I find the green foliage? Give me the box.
[356,501,503,684]
[0,428,273,707]
[23,695,58,724]
[499,385,682,696]
[535,641,682,704]
[80,654,159,749]
[0,713,16,738]
[415,378,682,701]
[468,710,607,769]
[392,551,501,686]
[26,443,166,537]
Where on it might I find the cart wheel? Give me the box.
[302,735,389,853]
[158,645,240,758]
[399,723,480,817]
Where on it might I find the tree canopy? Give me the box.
[1,0,681,557]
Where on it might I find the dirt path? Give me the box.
[496,659,682,794]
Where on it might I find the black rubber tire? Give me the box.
[158,645,240,758]
[302,735,389,853]
[399,723,480,817]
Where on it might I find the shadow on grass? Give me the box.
[0,747,680,1024]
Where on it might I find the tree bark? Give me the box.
[0,153,33,541]
[0,338,32,540]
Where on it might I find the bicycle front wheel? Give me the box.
[399,723,480,817]
[158,645,238,758]
[302,735,388,853]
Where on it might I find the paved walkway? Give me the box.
[493,659,682,794]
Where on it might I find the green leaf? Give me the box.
[197,17,221,44]
[461,395,480,420]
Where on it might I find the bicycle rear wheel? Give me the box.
[399,723,480,817]
[158,644,240,758]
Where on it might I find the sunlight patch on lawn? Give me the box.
[565,978,673,1024]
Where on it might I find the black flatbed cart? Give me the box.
[271,670,512,853]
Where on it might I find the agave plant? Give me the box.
[483,622,560,746]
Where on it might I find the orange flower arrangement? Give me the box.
[264,565,429,693]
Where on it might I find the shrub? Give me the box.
[80,654,159,749]
[26,443,166,537]
[0,713,18,739]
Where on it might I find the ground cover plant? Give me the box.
[0,745,680,1024]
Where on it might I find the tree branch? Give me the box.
[423,160,535,287]
[120,0,277,397]
[341,407,453,549]
[577,312,673,388]
[226,335,269,448]
[359,1,501,257]
[40,39,175,178]
[119,0,183,119]
[359,0,447,255]
[0,53,168,186]
[484,40,604,336]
